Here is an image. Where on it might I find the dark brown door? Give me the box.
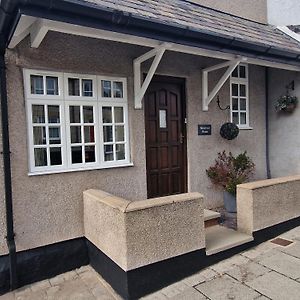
[144,76,187,198]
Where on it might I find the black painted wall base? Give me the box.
[1,216,299,298]
[0,237,89,295]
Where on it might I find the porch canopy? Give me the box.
[1,0,300,110]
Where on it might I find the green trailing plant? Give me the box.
[206,151,255,196]
[275,94,298,112]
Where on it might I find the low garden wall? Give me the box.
[237,175,300,235]
[83,189,205,271]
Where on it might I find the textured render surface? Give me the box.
[267,0,300,25]
[237,176,300,234]
[193,0,268,23]
[125,194,204,270]
[84,190,204,271]
[268,69,300,178]
[83,190,128,270]
[0,31,267,255]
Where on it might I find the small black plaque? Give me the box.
[198,124,211,136]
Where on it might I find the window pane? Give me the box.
[103,126,113,143]
[46,76,58,95]
[232,98,239,110]
[116,144,125,160]
[69,106,81,123]
[240,84,246,97]
[102,80,111,97]
[240,112,247,125]
[31,75,44,95]
[34,148,47,167]
[232,112,239,124]
[85,146,95,163]
[84,126,95,143]
[50,147,62,165]
[82,79,93,97]
[83,106,94,123]
[115,126,124,142]
[70,126,82,144]
[232,84,238,96]
[48,105,60,123]
[113,81,123,98]
[104,145,114,161]
[71,146,82,164]
[68,78,80,96]
[102,107,112,123]
[114,107,124,123]
[232,67,238,78]
[32,105,45,123]
[49,127,61,144]
[240,98,247,111]
[33,127,46,145]
[240,66,246,78]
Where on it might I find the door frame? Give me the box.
[143,74,188,198]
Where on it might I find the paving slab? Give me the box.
[241,242,279,260]
[279,227,300,241]
[182,268,218,287]
[226,261,271,283]
[279,241,300,259]
[257,251,300,279]
[210,254,249,274]
[169,287,208,300]
[247,271,300,300]
[160,281,189,298]
[195,274,260,300]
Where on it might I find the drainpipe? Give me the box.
[265,67,271,179]
[0,53,17,290]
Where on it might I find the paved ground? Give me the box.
[1,226,300,300]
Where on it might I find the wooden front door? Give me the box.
[144,76,187,198]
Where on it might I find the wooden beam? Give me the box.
[202,58,242,111]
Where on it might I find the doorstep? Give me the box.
[204,209,221,228]
[206,225,254,256]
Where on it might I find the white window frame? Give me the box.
[26,99,66,173]
[230,64,251,129]
[24,69,132,175]
[64,73,97,100]
[24,69,64,100]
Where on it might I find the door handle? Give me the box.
[180,133,185,144]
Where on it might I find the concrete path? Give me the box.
[1,226,300,300]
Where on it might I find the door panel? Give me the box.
[145,77,187,198]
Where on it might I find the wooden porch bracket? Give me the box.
[134,43,171,109]
[202,57,247,111]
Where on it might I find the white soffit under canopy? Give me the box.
[8,15,300,110]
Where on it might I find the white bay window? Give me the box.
[24,69,131,175]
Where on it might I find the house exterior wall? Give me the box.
[267,0,300,25]
[0,32,267,255]
[268,69,300,177]
[192,0,268,23]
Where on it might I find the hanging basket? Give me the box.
[220,122,239,140]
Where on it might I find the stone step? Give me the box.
[204,209,221,228]
[205,225,253,256]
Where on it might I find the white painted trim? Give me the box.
[230,64,250,128]
[24,68,131,174]
[277,26,300,43]
[10,16,300,72]
[202,58,242,111]
[30,19,49,48]
[134,44,169,109]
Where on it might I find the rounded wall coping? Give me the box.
[83,189,204,213]
[238,175,300,190]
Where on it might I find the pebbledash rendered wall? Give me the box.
[0,32,267,256]
[268,69,300,177]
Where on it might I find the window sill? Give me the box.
[28,162,134,176]
[238,126,253,130]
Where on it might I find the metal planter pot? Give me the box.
[223,191,237,213]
